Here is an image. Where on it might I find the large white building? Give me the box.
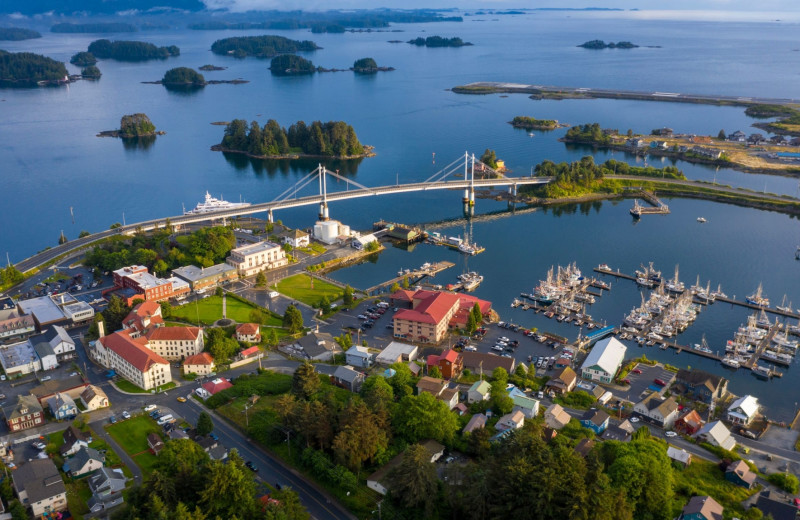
[313,220,350,245]
[144,326,204,361]
[581,337,627,383]
[226,241,288,277]
[93,330,171,391]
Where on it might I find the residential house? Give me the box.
[239,346,261,359]
[725,460,756,489]
[202,378,233,395]
[30,375,89,407]
[544,404,572,430]
[64,447,104,477]
[554,357,571,369]
[194,435,228,461]
[406,361,421,377]
[87,467,127,513]
[426,348,463,379]
[633,393,679,428]
[580,337,627,383]
[755,495,799,520]
[463,413,487,434]
[282,229,310,249]
[147,433,164,455]
[182,352,215,376]
[496,410,525,432]
[93,330,172,391]
[225,241,288,277]
[367,440,445,495]
[512,396,540,419]
[679,495,723,520]
[47,392,78,420]
[674,369,728,404]
[675,410,704,435]
[545,366,577,395]
[0,296,35,342]
[32,340,58,371]
[580,409,610,434]
[60,425,90,457]
[5,395,45,432]
[12,459,67,516]
[747,133,766,145]
[627,138,644,149]
[375,341,419,365]
[439,388,459,410]
[460,351,515,375]
[650,140,669,150]
[727,395,760,426]
[667,447,692,468]
[345,345,372,368]
[694,421,736,451]
[467,380,491,403]
[235,323,261,343]
[416,376,447,397]
[602,423,632,442]
[574,438,596,458]
[80,385,109,411]
[285,332,340,362]
[727,130,746,142]
[331,365,365,393]
[145,326,204,361]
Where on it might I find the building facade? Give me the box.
[111,265,190,304]
[226,241,288,277]
[5,395,45,432]
[183,352,215,376]
[145,326,204,361]
[94,331,172,391]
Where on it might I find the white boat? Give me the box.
[776,295,793,313]
[721,357,740,369]
[597,263,611,271]
[746,283,770,307]
[697,217,707,223]
[184,191,250,214]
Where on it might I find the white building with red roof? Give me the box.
[235,323,261,343]
[202,378,233,395]
[183,352,215,376]
[145,326,204,361]
[94,330,171,391]
[390,289,491,343]
[122,301,164,337]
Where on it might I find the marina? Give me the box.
[363,261,455,295]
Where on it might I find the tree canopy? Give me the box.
[0,50,68,86]
[81,65,101,79]
[408,36,472,47]
[353,57,378,72]
[283,304,304,333]
[162,67,205,85]
[0,27,42,41]
[70,51,97,66]
[205,327,239,364]
[119,113,156,137]
[211,35,320,58]
[87,39,179,61]
[269,54,315,75]
[220,118,365,158]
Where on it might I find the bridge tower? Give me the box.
[318,164,330,221]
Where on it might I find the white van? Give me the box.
[268,291,279,299]
[157,414,174,426]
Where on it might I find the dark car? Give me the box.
[245,461,258,472]
[209,432,219,441]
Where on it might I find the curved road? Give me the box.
[607,175,800,204]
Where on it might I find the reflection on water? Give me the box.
[121,135,156,152]
[163,84,205,95]
[221,152,365,178]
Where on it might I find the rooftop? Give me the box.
[231,241,282,257]
[184,352,214,366]
[99,331,169,372]
[0,339,38,370]
[173,263,236,281]
[12,459,65,504]
[146,326,201,342]
[581,337,627,375]
[18,295,66,324]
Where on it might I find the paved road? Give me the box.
[607,175,800,203]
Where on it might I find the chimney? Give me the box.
[97,321,105,338]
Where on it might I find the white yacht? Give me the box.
[185,191,250,214]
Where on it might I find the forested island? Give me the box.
[0,27,42,41]
[81,66,101,79]
[408,36,472,47]
[70,52,97,66]
[510,116,565,130]
[270,55,315,75]
[213,119,373,159]
[199,64,226,71]
[352,57,394,73]
[87,39,179,61]
[0,50,68,87]
[52,22,137,33]
[98,113,164,138]
[211,35,319,58]
[162,67,205,86]
[578,40,639,49]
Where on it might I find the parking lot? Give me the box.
[615,362,676,403]
[469,323,575,374]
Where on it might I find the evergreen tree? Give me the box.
[196,411,214,436]
[292,362,320,399]
[283,304,304,333]
[386,443,439,514]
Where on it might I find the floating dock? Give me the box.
[364,261,455,295]
[630,191,670,217]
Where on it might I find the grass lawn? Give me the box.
[106,416,162,456]
[672,458,758,518]
[217,395,282,429]
[170,295,280,325]
[65,479,92,520]
[133,451,159,477]
[115,379,176,394]
[276,274,343,307]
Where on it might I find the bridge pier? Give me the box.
[463,202,474,218]
[267,210,274,223]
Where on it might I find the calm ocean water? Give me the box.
[2,12,800,417]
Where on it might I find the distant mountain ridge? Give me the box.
[0,0,205,15]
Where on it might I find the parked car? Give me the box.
[144,404,157,412]
[464,346,477,352]
[32,442,46,450]
[121,411,130,420]
[653,378,666,386]
[632,368,642,374]
[245,461,258,472]
[41,376,51,382]
[629,417,640,423]
[357,314,367,320]
[109,415,117,424]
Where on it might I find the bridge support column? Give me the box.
[463,202,474,218]
[462,188,470,204]
[512,184,518,197]
[318,204,329,221]
[267,210,274,223]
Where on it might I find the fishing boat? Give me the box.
[597,263,612,272]
[746,283,770,307]
[184,191,250,214]
[665,265,685,293]
[458,240,484,256]
[776,295,793,314]
[697,217,707,223]
[696,281,715,304]
[712,284,728,299]
[721,357,740,369]
[635,262,662,284]
[752,364,772,380]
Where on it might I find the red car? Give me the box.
[632,369,642,374]
[654,378,666,386]
[622,378,631,385]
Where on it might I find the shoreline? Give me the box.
[210,144,376,160]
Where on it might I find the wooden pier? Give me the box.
[742,324,780,370]
[630,191,670,217]
[364,261,455,294]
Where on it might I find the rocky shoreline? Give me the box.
[211,144,376,160]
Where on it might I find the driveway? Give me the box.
[614,362,675,403]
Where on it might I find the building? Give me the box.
[460,350,515,375]
[332,365,365,393]
[633,393,680,428]
[110,265,190,304]
[667,446,692,467]
[202,378,233,395]
[183,352,215,376]
[375,341,419,365]
[580,409,610,434]
[351,233,378,250]
[0,338,41,376]
[674,369,728,404]
[467,380,491,403]
[87,467,127,513]
[580,337,627,383]
[545,366,577,395]
[463,413,487,434]
[391,289,491,343]
[5,395,45,432]
[544,404,572,430]
[121,301,163,337]
[725,460,756,489]
[235,323,261,343]
[755,494,799,520]
[48,392,78,420]
[18,293,94,329]
[496,410,525,431]
[0,297,36,342]
[416,376,448,397]
[12,459,67,516]
[226,241,288,277]
[172,263,238,292]
[439,387,460,410]
[679,496,723,520]
[728,130,746,142]
[313,220,350,245]
[79,385,109,411]
[367,440,444,495]
[61,425,90,457]
[148,433,165,455]
[283,332,340,361]
[31,375,89,406]
[32,340,58,370]
[94,331,172,391]
[512,395,540,419]
[694,420,736,451]
[675,409,704,435]
[345,345,372,368]
[239,346,261,359]
[145,326,204,361]
[282,229,310,249]
[34,326,76,362]
[64,446,104,477]
[425,348,463,379]
[574,438,596,458]
[726,395,759,426]
[601,423,632,442]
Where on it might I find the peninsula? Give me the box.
[0,27,41,41]
[212,119,373,159]
[97,113,164,138]
[408,36,472,47]
[211,35,320,58]
[509,116,566,130]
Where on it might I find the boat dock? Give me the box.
[364,261,455,294]
[742,323,781,370]
[373,220,427,244]
[630,191,670,217]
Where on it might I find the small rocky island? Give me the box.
[70,52,97,67]
[352,57,394,73]
[578,40,639,49]
[408,36,472,47]
[269,55,316,76]
[97,113,165,138]
[81,66,101,79]
[142,67,248,87]
[509,116,566,130]
[199,64,227,71]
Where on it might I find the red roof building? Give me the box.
[235,323,261,343]
[240,346,261,358]
[145,326,204,361]
[95,331,171,391]
[203,378,233,395]
[122,301,163,337]
[426,348,463,380]
[675,409,705,435]
[109,265,190,305]
[390,289,492,344]
[183,352,215,376]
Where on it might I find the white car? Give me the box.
[463,346,477,352]
[665,431,677,437]
[630,416,640,423]
[40,376,51,382]
[121,411,131,420]
[143,404,157,412]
